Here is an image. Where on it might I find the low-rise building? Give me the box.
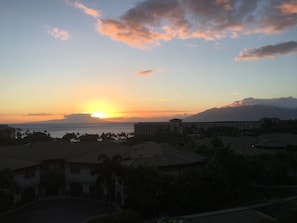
[0,125,15,139]
[0,140,206,210]
[0,157,40,205]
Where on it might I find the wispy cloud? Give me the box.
[235,41,297,61]
[25,113,55,117]
[94,0,297,49]
[48,27,70,40]
[137,69,154,76]
[74,1,100,18]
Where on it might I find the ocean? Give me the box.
[10,122,135,138]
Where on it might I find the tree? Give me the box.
[250,151,297,185]
[62,132,78,142]
[92,154,123,201]
[22,131,52,143]
[0,168,19,212]
[101,132,116,141]
[124,165,168,217]
[79,133,99,142]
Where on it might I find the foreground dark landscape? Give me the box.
[1,118,297,223]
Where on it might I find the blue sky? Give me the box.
[1,0,297,123]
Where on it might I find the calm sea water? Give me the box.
[10,122,135,138]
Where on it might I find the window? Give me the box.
[24,167,35,179]
[70,163,80,174]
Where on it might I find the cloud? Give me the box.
[226,97,297,108]
[137,69,154,76]
[94,0,297,48]
[63,113,100,123]
[235,41,297,61]
[277,0,297,15]
[48,27,70,40]
[74,1,100,18]
[25,113,54,116]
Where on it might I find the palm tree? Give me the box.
[92,154,123,202]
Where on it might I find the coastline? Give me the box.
[10,122,135,138]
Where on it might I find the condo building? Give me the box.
[0,141,205,211]
[134,119,261,137]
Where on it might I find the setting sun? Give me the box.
[82,99,121,120]
[91,112,107,119]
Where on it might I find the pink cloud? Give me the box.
[48,27,70,40]
[94,0,297,48]
[137,69,154,76]
[277,0,297,14]
[97,19,166,49]
[74,1,100,18]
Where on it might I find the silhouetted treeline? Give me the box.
[256,119,297,134]
[120,137,297,218]
[0,130,134,145]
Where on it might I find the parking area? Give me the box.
[0,197,114,223]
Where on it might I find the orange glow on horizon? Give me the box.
[0,114,64,124]
[82,99,122,119]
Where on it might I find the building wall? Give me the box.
[0,125,15,139]
[65,163,98,197]
[14,166,40,189]
[134,122,171,137]
[65,163,96,184]
[135,121,261,137]
[13,166,41,203]
[183,121,261,130]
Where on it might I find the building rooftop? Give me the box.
[0,157,39,170]
[0,141,206,170]
[122,142,206,167]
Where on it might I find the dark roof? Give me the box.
[0,157,39,170]
[0,141,206,169]
[122,142,206,167]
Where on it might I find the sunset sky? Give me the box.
[1,0,297,123]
